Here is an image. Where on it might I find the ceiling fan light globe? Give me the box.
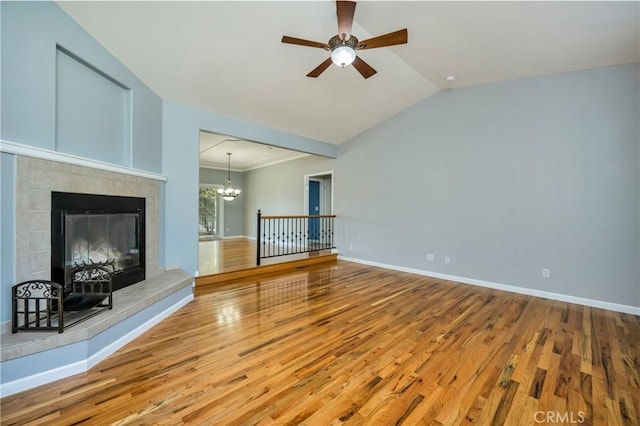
[331,45,356,67]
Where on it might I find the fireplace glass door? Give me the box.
[64,212,141,284]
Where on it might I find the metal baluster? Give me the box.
[256,210,261,265]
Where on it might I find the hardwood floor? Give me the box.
[2,261,639,425]
[198,238,256,275]
[198,238,333,277]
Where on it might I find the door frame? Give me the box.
[303,171,333,215]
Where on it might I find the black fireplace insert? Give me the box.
[51,192,145,292]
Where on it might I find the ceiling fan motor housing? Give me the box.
[328,34,358,51]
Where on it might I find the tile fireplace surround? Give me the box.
[1,155,194,396]
[14,155,161,284]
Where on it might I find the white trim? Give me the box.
[200,153,309,173]
[199,164,243,173]
[0,293,193,398]
[243,153,310,172]
[0,139,167,182]
[338,256,640,316]
[0,320,11,335]
[221,235,252,240]
[304,171,334,216]
[0,359,88,399]
[200,235,253,241]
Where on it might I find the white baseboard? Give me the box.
[0,320,10,335]
[202,235,254,241]
[338,256,640,316]
[0,293,194,398]
[0,359,88,399]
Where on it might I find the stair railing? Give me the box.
[256,210,336,265]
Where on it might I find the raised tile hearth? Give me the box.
[2,268,192,363]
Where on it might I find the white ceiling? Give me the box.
[199,131,308,171]
[58,1,639,146]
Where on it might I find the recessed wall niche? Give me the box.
[55,46,132,166]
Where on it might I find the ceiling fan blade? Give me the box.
[336,1,356,40]
[306,57,334,78]
[357,28,408,50]
[282,35,330,50]
[352,56,377,79]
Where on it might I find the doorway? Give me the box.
[304,172,333,247]
[304,172,333,215]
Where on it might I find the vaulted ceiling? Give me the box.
[58,1,639,146]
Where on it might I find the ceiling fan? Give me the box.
[281,1,408,79]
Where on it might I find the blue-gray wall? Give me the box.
[0,154,16,321]
[245,64,640,309]
[335,63,639,307]
[1,1,162,171]
[199,167,244,237]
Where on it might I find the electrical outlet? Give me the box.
[542,268,551,278]
[349,244,353,250]
[427,254,434,261]
[444,256,450,264]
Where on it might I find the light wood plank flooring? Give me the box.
[198,238,332,276]
[2,261,639,425]
[199,238,256,275]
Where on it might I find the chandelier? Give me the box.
[217,152,241,201]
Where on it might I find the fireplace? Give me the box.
[51,192,145,291]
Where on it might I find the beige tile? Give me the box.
[25,167,51,190]
[113,180,129,196]
[51,171,71,191]
[29,230,50,252]
[29,189,51,211]
[29,250,50,274]
[23,157,51,171]
[16,181,29,213]
[70,164,90,176]
[29,211,50,232]
[51,162,72,173]
[85,178,106,195]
